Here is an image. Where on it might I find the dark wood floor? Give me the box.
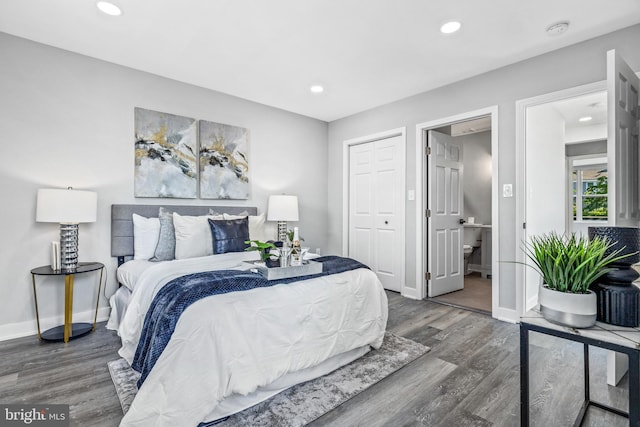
[0,291,630,426]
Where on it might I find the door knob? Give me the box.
[459,218,466,224]
[384,221,389,225]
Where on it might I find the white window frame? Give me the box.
[568,155,608,224]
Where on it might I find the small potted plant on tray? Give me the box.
[245,240,279,267]
[524,232,631,328]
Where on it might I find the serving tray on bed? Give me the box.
[249,260,322,280]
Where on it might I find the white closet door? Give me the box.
[348,136,403,292]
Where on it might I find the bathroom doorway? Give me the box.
[427,116,493,314]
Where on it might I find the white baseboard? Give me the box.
[526,295,539,312]
[0,306,111,342]
[468,263,490,272]
[493,306,519,323]
[401,285,420,300]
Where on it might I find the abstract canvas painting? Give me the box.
[199,120,249,199]
[134,108,197,198]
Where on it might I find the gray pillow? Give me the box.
[150,207,175,261]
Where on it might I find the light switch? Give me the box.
[408,190,415,201]
[503,184,513,198]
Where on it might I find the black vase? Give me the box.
[588,226,640,327]
[588,226,640,267]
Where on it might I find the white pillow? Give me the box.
[173,212,223,260]
[132,214,160,260]
[223,212,274,242]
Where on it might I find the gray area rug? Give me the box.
[108,333,429,426]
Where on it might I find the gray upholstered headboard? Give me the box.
[111,204,258,262]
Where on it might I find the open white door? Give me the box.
[607,49,640,227]
[606,49,640,386]
[428,130,464,297]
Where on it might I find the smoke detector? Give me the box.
[546,22,570,36]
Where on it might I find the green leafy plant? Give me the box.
[245,240,277,262]
[523,232,633,294]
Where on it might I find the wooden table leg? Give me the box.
[64,274,74,343]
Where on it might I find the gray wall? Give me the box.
[461,131,492,226]
[0,33,328,338]
[327,24,640,312]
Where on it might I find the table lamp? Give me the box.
[267,195,299,242]
[36,188,97,272]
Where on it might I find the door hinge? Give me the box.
[425,272,431,280]
[425,146,431,156]
[523,222,526,229]
[425,209,431,218]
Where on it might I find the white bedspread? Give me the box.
[116,253,388,426]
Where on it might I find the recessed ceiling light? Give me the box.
[546,21,569,36]
[578,116,593,122]
[440,21,462,34]
[310,85,324,94]
[97,1,122,16]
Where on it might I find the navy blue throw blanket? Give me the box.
[132,255,369,387]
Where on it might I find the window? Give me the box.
[571,158,607,222]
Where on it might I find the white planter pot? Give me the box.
[539,285,597,328]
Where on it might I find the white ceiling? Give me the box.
[553,91,607,129]
[1,0,639,122]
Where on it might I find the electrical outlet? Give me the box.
[408,190,415,201]
[503,184,513,198]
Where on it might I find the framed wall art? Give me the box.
[199,120,249,199]
[134,107,197,198]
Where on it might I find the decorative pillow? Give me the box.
[208,218,250,254]
[223,212,273,242]
[150,207,176,262]
[173,212,224,260]
[132,214,160,260]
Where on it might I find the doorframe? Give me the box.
[342,127,407,296]
[415,106,500,318]
[515,81,606,316]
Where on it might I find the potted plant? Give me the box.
[245,240,278,266]
[523,232,630,328]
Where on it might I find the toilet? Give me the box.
[463,226,483,275]
[463,245,474,275]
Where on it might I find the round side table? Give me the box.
[31,262,104,343]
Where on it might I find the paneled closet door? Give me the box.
[348,136,403,292]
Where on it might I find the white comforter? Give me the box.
[116,252,388,426]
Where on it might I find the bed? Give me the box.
[107,204,388,427]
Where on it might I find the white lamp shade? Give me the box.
[36,188,97,223]
[267,195,299,221]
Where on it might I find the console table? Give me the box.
[520,310,640,426]
[31,262,104,343]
